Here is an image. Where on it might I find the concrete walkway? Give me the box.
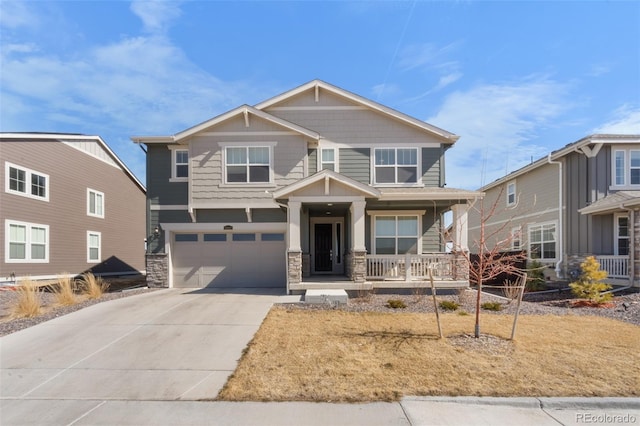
[2,289,638,425]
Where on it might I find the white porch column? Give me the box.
[288,200,302,251]
[452,204,469,252]
[350,200,366,251]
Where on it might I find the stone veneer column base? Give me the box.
[288,251,303,285]
[146,253,169,288]
[350,250,367,283]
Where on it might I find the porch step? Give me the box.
[304,289,348,305]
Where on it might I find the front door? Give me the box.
[314,224,333,272]
[311,218,344,274]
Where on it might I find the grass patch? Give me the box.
[481,301,503,311]
[218,308,640,402]
[438,300,460,311]
[79,273,109,299]
[12,279,43,318]
[49,274,77,306]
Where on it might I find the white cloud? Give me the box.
[130,0,182,34]
[398,42,461,72]
[0,1,39,29]
[428,76,570,190]
[593,105,640,134]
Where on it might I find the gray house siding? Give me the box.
[1,140,145,278]
[422,147,442,187]
[146,144,188,206]
[339,148,370,184]
[308,149,317,174]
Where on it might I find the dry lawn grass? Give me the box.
[219,308,640,402]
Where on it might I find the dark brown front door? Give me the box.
[314,223,332,272]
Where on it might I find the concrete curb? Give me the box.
[402,396,542,408]
[538,397,640,410]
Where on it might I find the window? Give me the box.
[233,233,256,241]
[528,222,556,260]
[5,162,49,201]
[613,149,640,187]
[175,234,198,242]
[87,189,104,218]
[261,233,285,241]
[173,149,189,179]
[225,146,271,184]
[507,182,516,206]
[615,215,629,256]
[511,226,522,250]
[87,231,101,263]
[373,148,418,184]
[6,220,49,263]
[204,233,226,242]
[374,215,419,255]
[320,148,335,171]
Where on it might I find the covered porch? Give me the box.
[272,170,477,293]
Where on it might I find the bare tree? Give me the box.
[451,185,529,338]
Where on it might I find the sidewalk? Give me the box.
[2,397,639,425]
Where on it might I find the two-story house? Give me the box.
[133,80,481,292]
[1,133,146,283]
[468,134,640,288]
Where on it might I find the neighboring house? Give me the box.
[1,133,146,283]
[468,134,640,288]
[133,80,481,292]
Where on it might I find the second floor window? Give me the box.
[87,189,104,218]
[613,149,640,187]
[507,182,516,206]
[5,162,49,201]
[374,148,418,185]
[321,148,335,171]
[173,149,189,179]
[226,146,271,183]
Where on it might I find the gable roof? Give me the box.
[0,132,145,193]
[255,79,459,143]
[481,134,640,191]
[272,169,381,199]
[132,105,320,144]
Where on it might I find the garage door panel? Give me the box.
[172,232,285,288]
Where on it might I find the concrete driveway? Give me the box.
[1,288,300,422]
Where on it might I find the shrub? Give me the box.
[386,299,406,309]
[12,278,43,318]
[569,256,612,304]
[481,301,503,311]
[79,273,109,299]
[526,260,546,291]
[438,300,459,311]
[49,274,77,306]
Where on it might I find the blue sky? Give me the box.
[1,1,639,190]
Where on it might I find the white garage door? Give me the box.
[172,232,286,288]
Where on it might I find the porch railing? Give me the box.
[366,253,457,281]
[595,255,629,279]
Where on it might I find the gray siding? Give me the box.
[148,210,192,253]
[422,147,441,187]
[147,144,188,206]
[308,148,317,174]
[1,141,145,277]
[339,148,370,184]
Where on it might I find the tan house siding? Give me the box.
[1,140,145,278]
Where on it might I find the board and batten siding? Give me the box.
[1,141,145,278]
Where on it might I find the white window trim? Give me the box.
[87,231,101,263]
[319,147,338,172]
[220,142,277,187]
[367,211,424,255]
[5,161,50,202]
[5,219,49,263]
[371,147,423,187]
[87,188,105,218]
[527,221,557,261]
[506,181,516,207]
[511,225,522,250]
[614,213,630,256]
[169,146,189,182]
[611,147,640,189]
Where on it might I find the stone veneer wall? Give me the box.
[350,250,367,283]
[288,251,302,285]
[146,253,168,288]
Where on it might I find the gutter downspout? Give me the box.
[547,154,564,278]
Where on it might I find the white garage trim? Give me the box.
[161,222,286,233]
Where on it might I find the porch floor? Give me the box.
[289,276,469,291]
